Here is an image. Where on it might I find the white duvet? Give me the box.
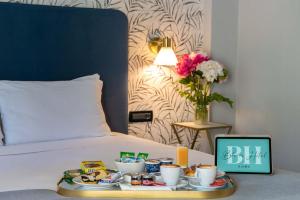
[0,133,213,192]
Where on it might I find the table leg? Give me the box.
[206,130,214,154]
[171,124,182,144]
[227,126,232,134]
[191,130,200,149]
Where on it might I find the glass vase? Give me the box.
[194,105,208,125]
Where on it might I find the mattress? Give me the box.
[0,133,213,192]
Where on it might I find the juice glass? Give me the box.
[176,145,188,168]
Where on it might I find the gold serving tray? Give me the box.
[57,176,236,199]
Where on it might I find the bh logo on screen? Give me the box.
[225,146,266,165]
[218,139,270,172]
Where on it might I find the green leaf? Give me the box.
[217,68,229,83]
[193,70,203,77]
[223,68,229,77]
[179,76,192,84]
[207,92,234,108]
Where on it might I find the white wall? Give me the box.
[211,0,238,127]
[212,0,300,171]
[236,0,300,171]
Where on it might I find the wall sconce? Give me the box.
[149,37,178,67]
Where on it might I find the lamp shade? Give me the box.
[153,47,178,67]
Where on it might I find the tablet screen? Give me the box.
[215,136,272,174]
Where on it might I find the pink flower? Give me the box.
[175,53,210,77]
[175,54,194,77]
[192,53,209,66]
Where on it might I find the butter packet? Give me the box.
[120,152,135,159]
[137,152,149,160]
[80,161,106,174]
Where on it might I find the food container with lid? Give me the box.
[159,158,174,165]
[145,159,161,173]
[131,174,142,186]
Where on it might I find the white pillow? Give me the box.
[75,74,111,134]
[0,74,111,145]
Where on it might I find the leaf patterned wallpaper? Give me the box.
[3,0,211,152]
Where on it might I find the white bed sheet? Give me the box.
[0,133,213,192]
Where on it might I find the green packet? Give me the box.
[120,151,135,158]
[137,152,149,160]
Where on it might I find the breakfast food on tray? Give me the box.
[141,174,153,186]
[70,160,122,185]
[80,169,121,184]
[159,158,174,165]
[72,155,216,186]
[81,174,97,183]
[64,169,81,178]
[115,152,149,173]
[128,173,166,186]
[99,172,121,184]
[80,170,107,183]
[59,151,234,196]
[145,159,161,173]
[183,165,198,177]
[119,151,149,163]
[120,151,135,159]
[80,161,106,174]
[120,157,141,163]
[131,174,142,186]
[137,152,149,160]
[62,169,82,184]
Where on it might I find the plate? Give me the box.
[182,170,226,180]
[73,176,119,189]
[189,177,227,190]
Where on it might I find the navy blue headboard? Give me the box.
[0,3,128,134]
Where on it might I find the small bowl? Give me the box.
[114,159,145,174]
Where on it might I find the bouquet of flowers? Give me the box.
[175,52,233,124]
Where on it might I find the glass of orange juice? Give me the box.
[176,145,188,168]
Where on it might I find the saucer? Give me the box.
[189,177,227,190]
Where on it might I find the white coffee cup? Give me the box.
[160,164,181,186]
[195,165,217,186]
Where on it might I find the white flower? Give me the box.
[198,60,224,82]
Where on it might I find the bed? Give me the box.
[0,132,213,192]
[0,2,300,200]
